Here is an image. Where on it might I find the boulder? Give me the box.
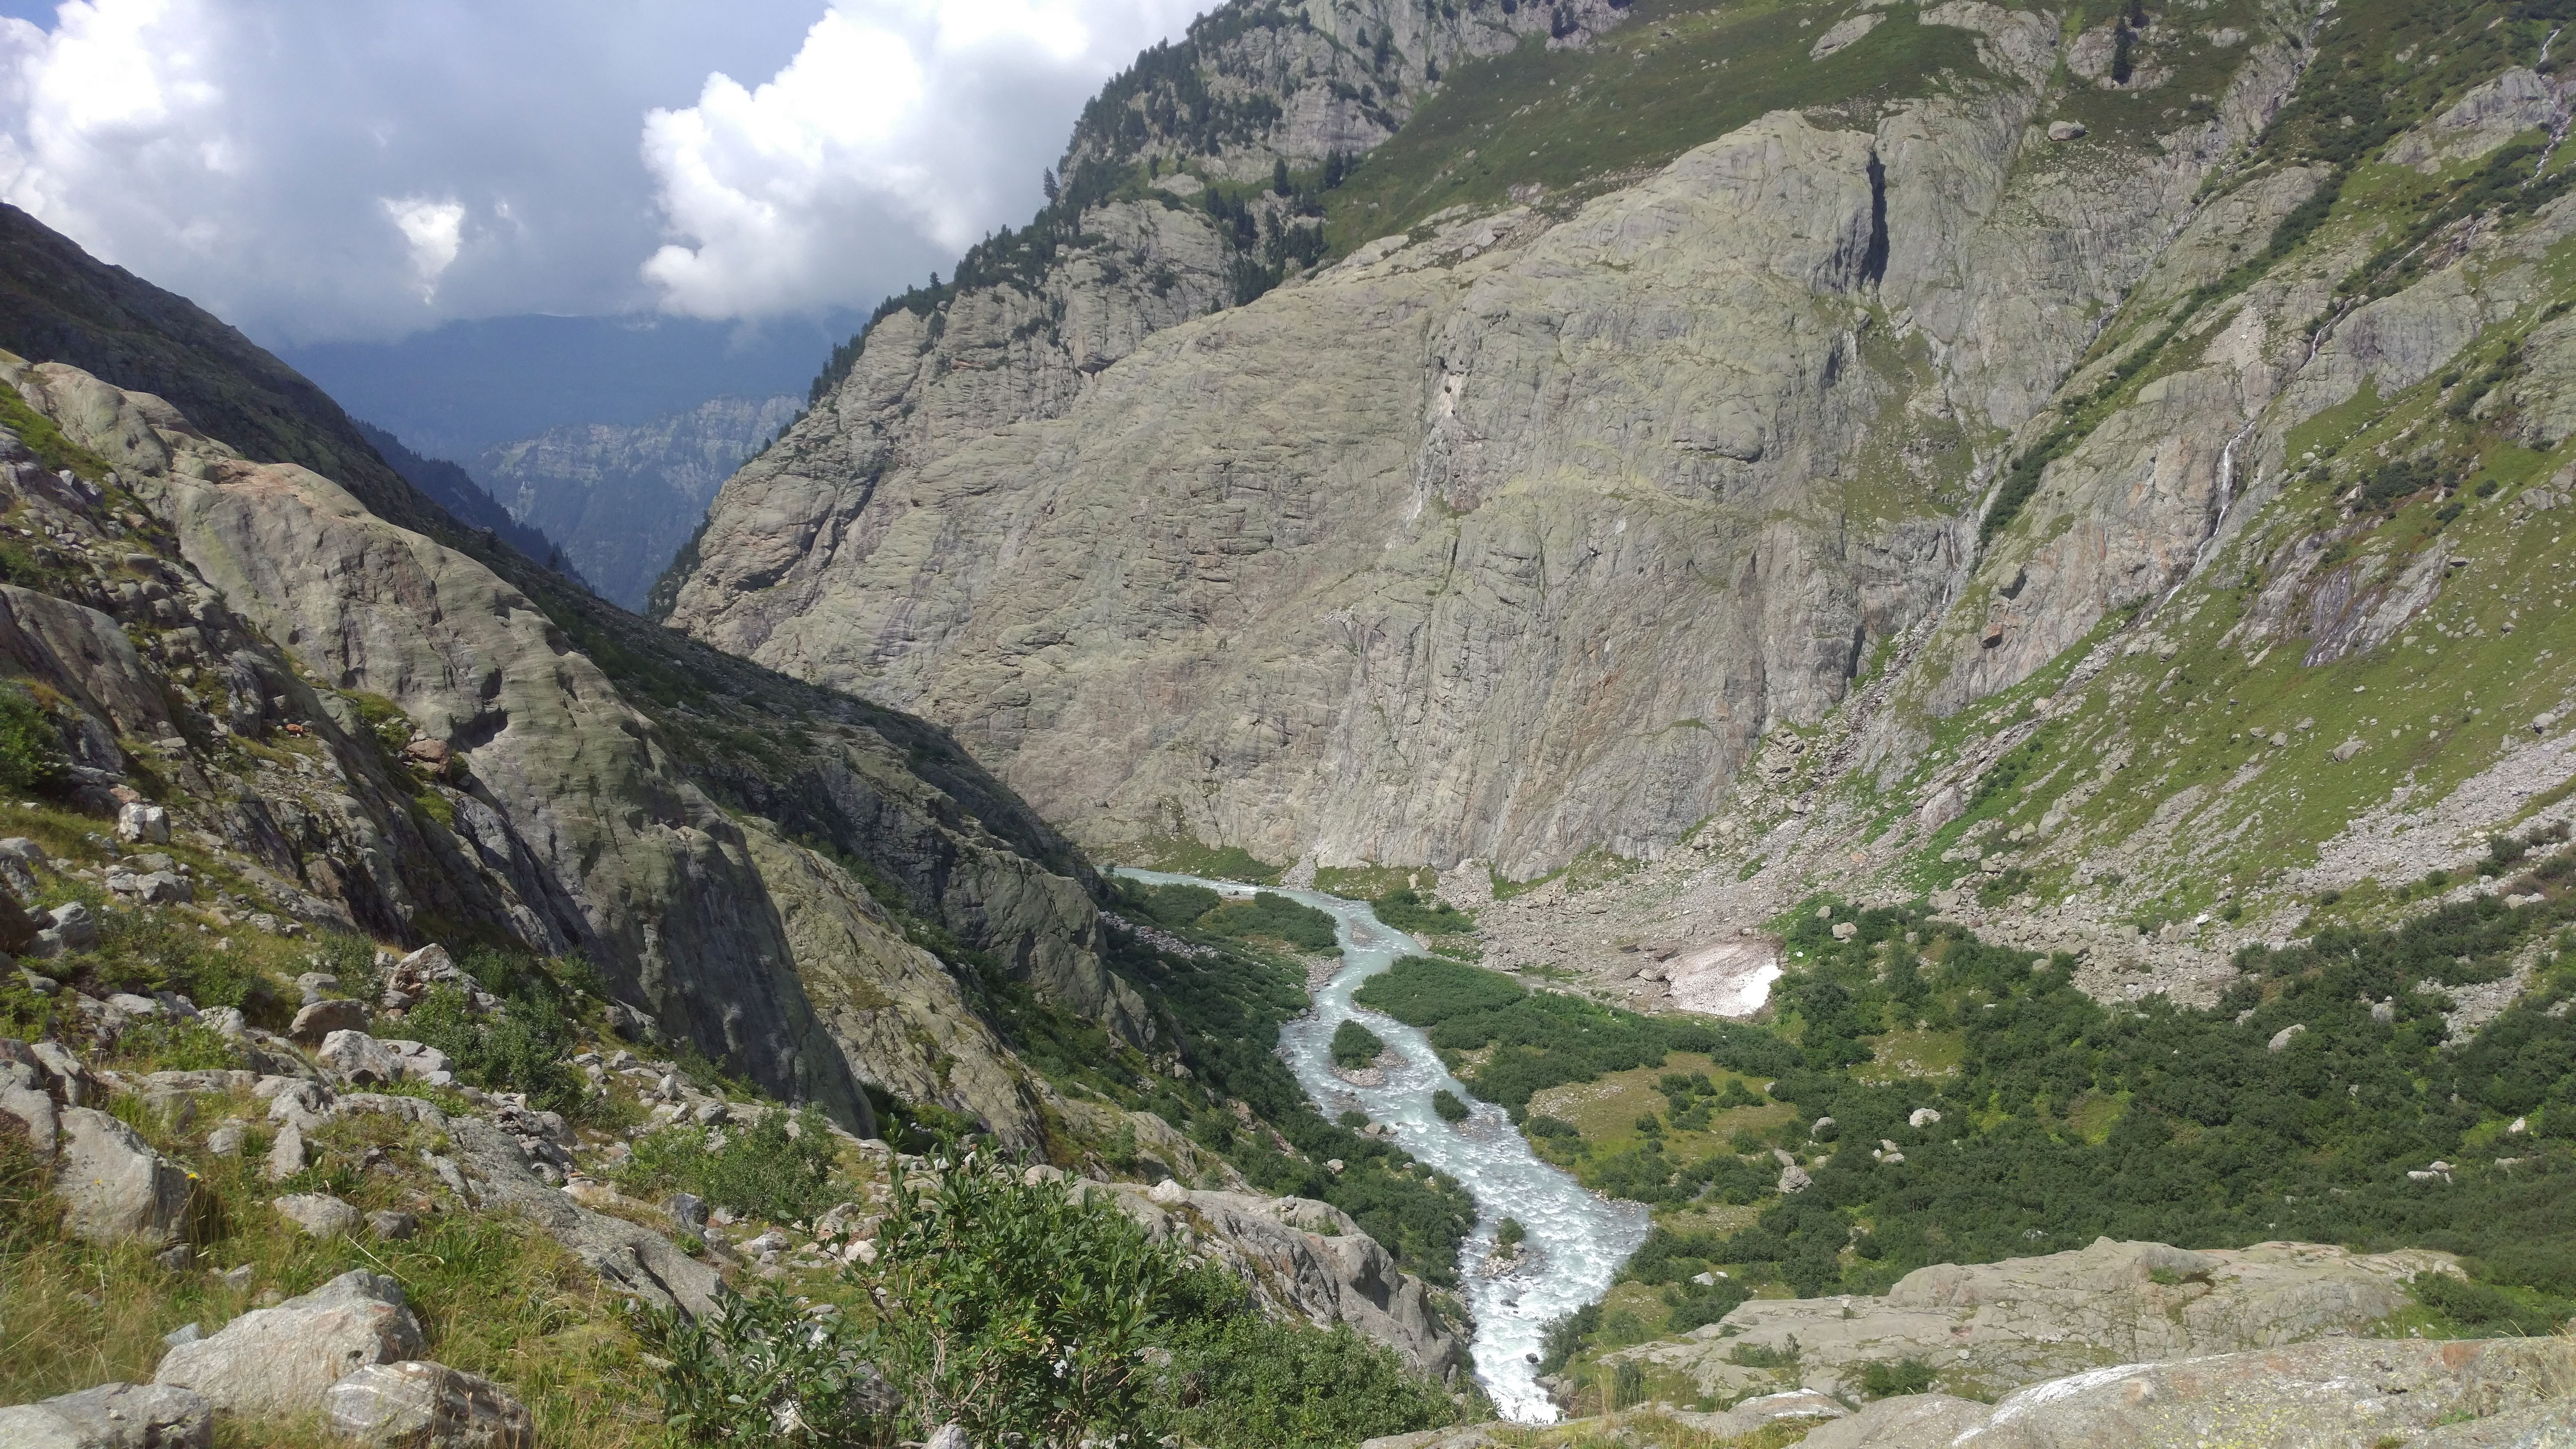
[367,1210,419,1241]
[48,902,96,952]
[323,1362,533,1449]
[0,1382,212,1449]
[317,1030,400,1086]
[55,1106,193,1246]
[290,999,369,1045]
[154,1270,425,1417]
[264,1121,308,1182]
[1,1059,58,1158]
[0,889,38,954]
[115,802,171,845]
[273,1192,362,1238]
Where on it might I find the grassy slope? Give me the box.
[1325,0,1989,252]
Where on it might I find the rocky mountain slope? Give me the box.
[663,0,2576,991]
[0,201,1386,1170]
[478,394,799,610]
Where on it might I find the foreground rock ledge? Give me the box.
[1369,1336,2576,1449]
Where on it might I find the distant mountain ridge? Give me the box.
[476,394,799,611]
[280,310,858,464]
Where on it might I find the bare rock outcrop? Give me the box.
[1859,1336,2576,1447]
[0,1382,213,1449]
[323,1361,535,1449]
[1600,1236,2447,1403]
[666,8,2309,878]
[153,1271,425,1417]
[1090,1178,1466,1380]
[53,1105,193,1247]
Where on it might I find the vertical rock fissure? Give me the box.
[1861,151,1891,290]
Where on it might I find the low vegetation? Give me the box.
[641,1150,1465,1449]
[1533,890,2576,1365]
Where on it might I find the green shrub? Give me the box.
[2409,1271,2576,1336]
[1431,1089,1469,1124]
[1143,883,1223,926]
[111,1019,241,1073]
[615,1108,840,1224]
[1862,1357,1937,1398]
[1526,1114,1579,1140]
[1201,892,1339,953]
[1369,889,1475,936]
[640,1283,885,1447]
[1331,1020,1387,1069]
[1163,1316,1460,1449]
[0,684,63,795]
[1496,1217,1525,1249]
[1355,956,1797,1111]
[862,1151,1235,1446]
[401,983,584,1117]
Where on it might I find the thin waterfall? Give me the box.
[2163,415,2261,608]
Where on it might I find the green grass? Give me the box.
[1117,834,1285,885]
[1326,0,1989,253]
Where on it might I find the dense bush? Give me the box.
[617,1108,841,1224]
[1200,892,1340,953]
[0,684,63,795]
[1332,1019,1386,1069]
[1370,889,1474,936]
[1431,1089,1469,1123]
[402,978,584,1117]
[1354,956,1797,1111]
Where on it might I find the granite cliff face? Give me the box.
[665,0,2321,878]
[477,394,799,610]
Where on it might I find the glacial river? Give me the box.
[1116,871,1650,1422]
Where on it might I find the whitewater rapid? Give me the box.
[1116,870,1651,1422]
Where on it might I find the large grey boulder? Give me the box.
[0,1382,211,1449]
[0,1059,58,1159]
[323,1362,534,1449]
[153,1270,425,1417]
[316,1030,399,1086]
[54,1107,193,1246]
[289,999,369,1045]
[271,1192,362,1238]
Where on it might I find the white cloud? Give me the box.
[383,196,467,297]
[0,1,1198,342]
[641,0,1199,319]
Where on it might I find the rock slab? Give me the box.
[323,1362,534,1449]
[0,1383,211,1449]
[153,1270,425,1417]
[54,1106,193,1246]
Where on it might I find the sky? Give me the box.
[0,0,1201,345]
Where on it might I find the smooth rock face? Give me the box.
[1097,1179,1466,1380]
[54,1106,193,1246]
[323,1362,534,1449]
[1938,1336,2576,1447]
[0,1382,212,1449]
[153,1270,425,1417]
[1601,1237,2446,1402]
[667,29,2304,875]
